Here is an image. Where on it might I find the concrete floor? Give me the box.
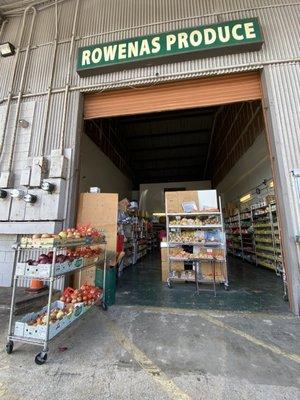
[0,253,299,400]
[117,253,290,313]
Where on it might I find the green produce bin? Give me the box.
[95,267,116,306]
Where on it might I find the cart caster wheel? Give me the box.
[224,285,229,291]
[167,281,172,289]
[35,352,48,365]
[5,341,13,354]
[102,302,108,311]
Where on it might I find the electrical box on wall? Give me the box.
[40,178,66,220]
[24,189,40,221]
[20,167,31,187]
[49,149,68,179]
[30,157,47,187]
[0,195,11,221]
[10,196,26,221]
[0,172,13,188]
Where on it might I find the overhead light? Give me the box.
[153,212,165,217]
[0,189,8,199]
[10,189,24,199]
[41,181,55,193]
[19,119,29,128]
[24,194,37,204]
[0,42,15,57]
[240,193,251,203]
[269,180,274,188]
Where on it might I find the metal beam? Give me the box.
[132,154,204,163]
[137,174,207,184]
[117,108,216,124]
[128,142,209,152]
[136,164,204,172]
[125,128,210,140]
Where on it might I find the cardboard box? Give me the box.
[200,262,226,282]
[165,190,218,213]
[15,258,84,279]
[161,261,169,282]
[161,246,185,281]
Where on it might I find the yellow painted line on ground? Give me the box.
[120,305,300,365]
[118,305,295,320]
[0,383,7,397]
[200,312,300,364]
[100,312,191,400]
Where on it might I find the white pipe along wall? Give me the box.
[0,0,299,314]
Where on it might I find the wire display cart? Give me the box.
[166,195,229,294]
[6,238,107,365]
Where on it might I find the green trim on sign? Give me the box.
[77,18,263,76]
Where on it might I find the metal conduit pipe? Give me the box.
[0,8,33,160]
[0,7,36,165]
[0,18,8,38]
[40,0,58,156]
[1,57,299,105]
[6,6,37,174]
[203,106,223,179]
[59,0,80,155]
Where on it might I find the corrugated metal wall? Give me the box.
[212,101,265,185]
[0,0,299,311]
[0,0,299,99]
[262,63,300,314]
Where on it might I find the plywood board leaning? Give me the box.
[75,193,118,287]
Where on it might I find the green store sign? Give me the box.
[77,18,263,77]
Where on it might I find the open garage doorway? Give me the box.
[78,72,290,313]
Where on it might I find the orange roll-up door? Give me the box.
[84,71,262,119]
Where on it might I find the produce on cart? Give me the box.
[6,226,107,365]
[60,285,102,306]
[165,193,229,295]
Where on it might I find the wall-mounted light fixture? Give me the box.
[19,119,29,128]
[10,189,25,199]
[0,189,8,199]
[240,193,251,203]
[24,194,37,204]
[0,42,15,57]
[41,181,55,193]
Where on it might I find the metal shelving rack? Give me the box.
[240,210,255,263]
[225,201,287,299]
[224,212,243,259]
[252,203,280,271]
[6,239,107,365]
[166,197,229,295]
